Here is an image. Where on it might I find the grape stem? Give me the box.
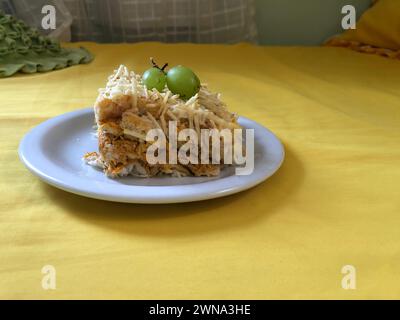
[150,57,168,73]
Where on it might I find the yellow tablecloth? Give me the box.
[1,42,399,299]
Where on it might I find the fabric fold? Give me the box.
[0,10,93,78]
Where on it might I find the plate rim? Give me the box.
[19,107,285,203]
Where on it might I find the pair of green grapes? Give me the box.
[142,58,201,100]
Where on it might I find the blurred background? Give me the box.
[0,0,372,45]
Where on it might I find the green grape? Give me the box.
[142,67,166,92]
[166,65,200,100]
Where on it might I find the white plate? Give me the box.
[19,108,284,203]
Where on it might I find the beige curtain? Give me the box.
[1,0,258,43]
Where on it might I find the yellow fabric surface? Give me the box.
[1,42,400,299]
[326,0,400,59]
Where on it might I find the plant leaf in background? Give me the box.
[0,10,93,78]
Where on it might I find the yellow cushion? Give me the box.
[327,0,400,58]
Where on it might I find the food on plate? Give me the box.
[83,63,242,178]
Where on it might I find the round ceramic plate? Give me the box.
[19,108,284,203]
